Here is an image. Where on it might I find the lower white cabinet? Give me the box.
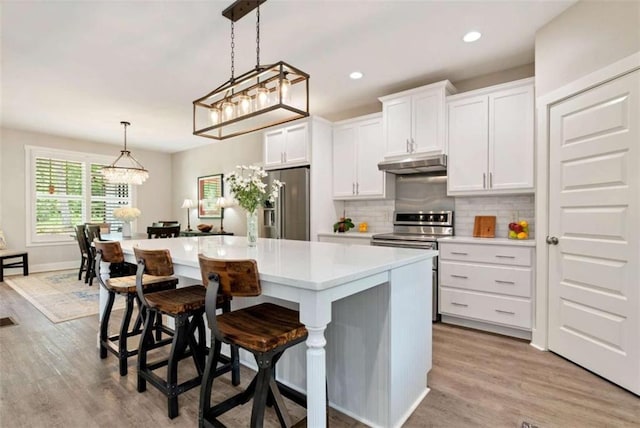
[438,240,535,338]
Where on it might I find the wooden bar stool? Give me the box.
[198,256,309,428]
[95,241,178,376]
[134,247,208,419]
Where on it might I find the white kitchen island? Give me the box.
[105,236,435,427]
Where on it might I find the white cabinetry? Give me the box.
[438,239,535,339]
[447,78,534,195]
[379,80,456,158]
[264,122,309,170]
[332,113,394,200]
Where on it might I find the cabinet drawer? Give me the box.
[440,288,531,329]
[439,243,532,267]
[440,261,531,297]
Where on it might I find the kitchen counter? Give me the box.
[438,236,536,247]
[100,236,436,427]
[317,231,377,239]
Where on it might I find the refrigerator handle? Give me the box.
[277,183,285,239]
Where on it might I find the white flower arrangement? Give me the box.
[113,206,141,222]
[226,165,283,213]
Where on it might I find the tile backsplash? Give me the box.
[342,194,534,238]
[454,195,535,238]
[344,200,395,233]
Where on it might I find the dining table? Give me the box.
[98,235,436,428]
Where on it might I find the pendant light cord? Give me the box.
[122,121,129,151]
[230,21,235,81]
[256,3,260,68]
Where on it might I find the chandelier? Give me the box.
[102,121,149,185]
[193,0,309,140]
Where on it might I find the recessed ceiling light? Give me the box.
[463,31,482,43]
[349,71,363,80]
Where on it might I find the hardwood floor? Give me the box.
[1,280,638,427]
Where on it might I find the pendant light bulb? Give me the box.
[222,101,235,121]
[279,78,291,103]
[209,106,221,124]
[238,94,251,115]
[256,86,269,110]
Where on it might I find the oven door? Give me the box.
[371,239,437,269]
[371,239,439,322]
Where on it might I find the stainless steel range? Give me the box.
[371,210,454,322]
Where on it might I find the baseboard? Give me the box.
[30,261,78,273]
[2,261,77,279]
[441,315,532,340]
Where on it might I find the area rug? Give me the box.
[3,269,125,323]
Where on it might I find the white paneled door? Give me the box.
[548,70,640,395]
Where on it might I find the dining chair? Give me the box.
[147,225,180,239]
[74,225,93,284]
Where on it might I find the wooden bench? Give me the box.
[0,250,29,282]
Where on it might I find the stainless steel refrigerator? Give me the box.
[262,167,310,241]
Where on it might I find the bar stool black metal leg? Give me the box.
[250,366,272,428]
[199,338,222,428]
[231,345,241,386]
[118,293,136,376]
[137,309,156,393]
[100,290,116,359]
[167,314,189,419]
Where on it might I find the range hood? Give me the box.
[377,153,447,174]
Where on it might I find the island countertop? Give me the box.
[108,235,436,427]
[119,235,436,291]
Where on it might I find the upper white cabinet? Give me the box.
[447,78,535,195]
[332,113,394,199]
[379,80,456,158]
[263,122,309,170]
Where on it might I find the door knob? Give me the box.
[546,236,559,245]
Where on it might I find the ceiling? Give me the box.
[1,0,573,153]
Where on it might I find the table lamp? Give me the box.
[181,199,195,231]
[216,197,228,233]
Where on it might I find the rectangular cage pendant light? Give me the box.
[193,0,310,141]
[193,61,309,140]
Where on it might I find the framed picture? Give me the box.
[198,174,224,219]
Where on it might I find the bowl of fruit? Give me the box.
[508,220,529,240]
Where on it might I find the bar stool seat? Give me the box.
[198,256,309,428]
[216,303,307,353]
[95,241,178,377]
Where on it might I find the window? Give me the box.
[26,146,134,245]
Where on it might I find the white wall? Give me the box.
[0,127,173,272]
[535,0,640,97]
[171,133,263,238]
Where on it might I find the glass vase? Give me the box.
[246,210,258,247]
[122,221,132,238]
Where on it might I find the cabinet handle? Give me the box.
[489,172,493,188]
[483,173,486,189]
[406,139,410,153]
[451,274,468,279]
[451,302,468,307]
[495,309,515,315]
[494,279,515,284]
[352,183,355,195]
[451,251,468,256]
[281,152,284,163]
[495,255,516,259]
[283,152,287,163]
[356,182,359,195]
[411,138,416,153]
